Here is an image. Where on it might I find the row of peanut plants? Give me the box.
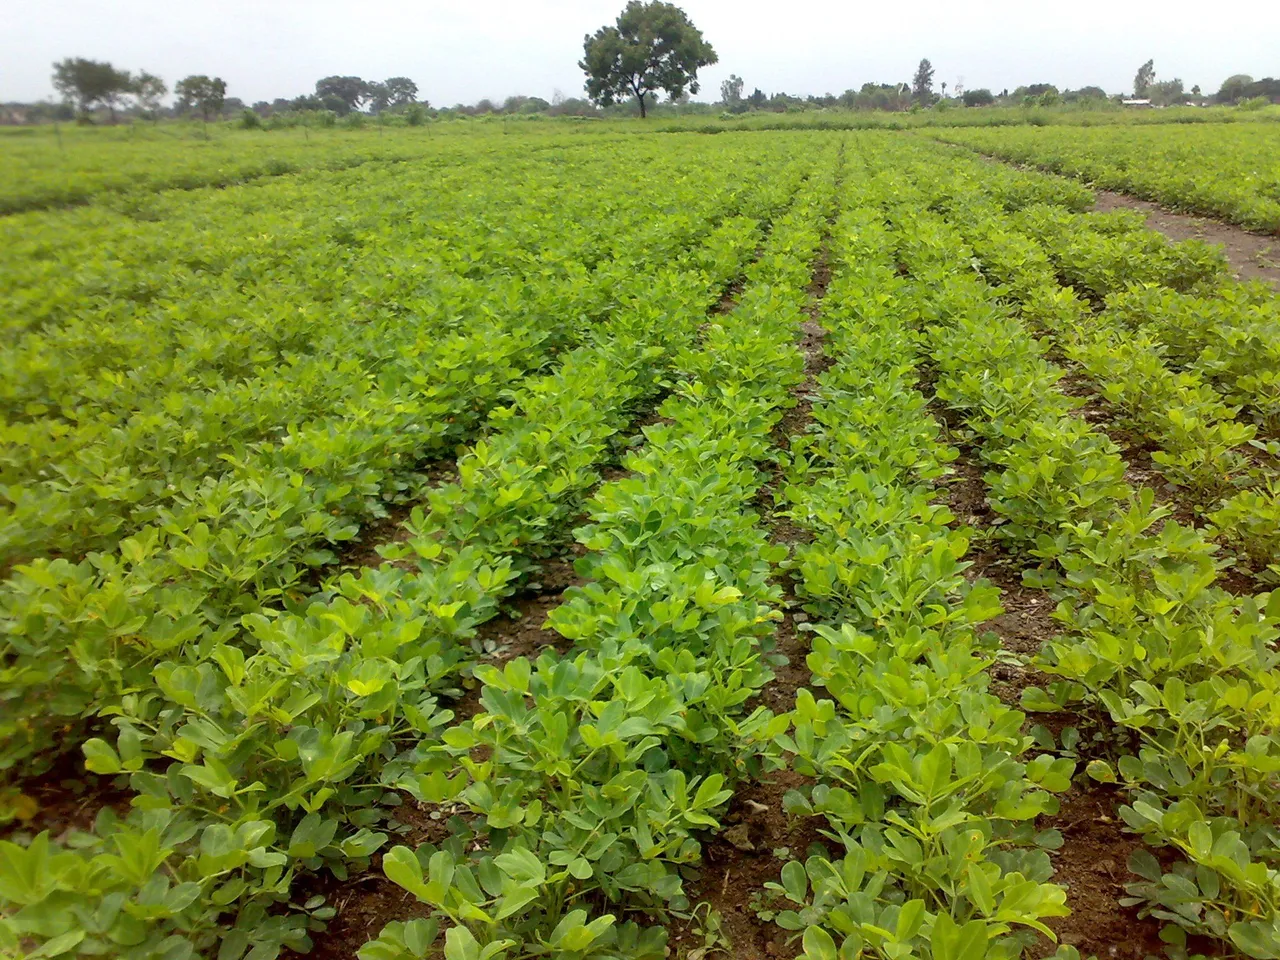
[0,125,468,215]
[877,144,1280,959]
[903,144,1280,583]
[357,147,843,960]
[1,136,792,567]
[0,146,829,959]
[754,169,1076,960]
[925,123,1280,233]
[0,140,820,781]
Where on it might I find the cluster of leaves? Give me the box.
[959,194,1280,580]
[0,138,823,957]
[893,164,1280,959]
[0,137,804,776]
[359,150,841,958]
[0,127,451,215]
[751,189,1076,960]
[2,136,754,567]
[929,123,1280,233]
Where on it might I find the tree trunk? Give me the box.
[638,93,646,119]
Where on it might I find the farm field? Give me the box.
[2,126,1280,960]
[0,125,576,216]
[926,122,1280,233]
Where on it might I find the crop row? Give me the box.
[870,137,1280,572]
[878,152,1280,958]
[748,172,1075,960]
[0,126,490,216]
[356,144,840,960]
[896,144,1280,582]
[2,136,798,567]
[0,143,838,959]
[0,145,810,778]
[974,203,1280,582]
[927,123,1280,233]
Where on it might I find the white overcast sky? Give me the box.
[3,0,1277,105]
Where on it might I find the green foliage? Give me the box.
[174,75,227,123]
[930,123,1280,232]
[580,1,717,117]
[4,119,1280,960]
[50,58,135,117]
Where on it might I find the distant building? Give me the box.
[1121,98,1153,107]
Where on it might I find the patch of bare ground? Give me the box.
[1092,189,1280,290]
[927,398,1172,957]
[1037,783,1169,960]
[0,751,132,845]
[685,769,833,959]
[298,800,473,960]
[450,556,583,720]
[329,460,461,574]
[691,236,839,956]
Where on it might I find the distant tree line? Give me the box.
[3,39,1276,129]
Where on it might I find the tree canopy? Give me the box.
[580,1,716,118]
[175,75,227,122]
[314,76,371,115]
[1134,59,1156,97]
[912,59,935,104]
[133,72,167,120]
[51,58,134,120]
[720,74,744,111]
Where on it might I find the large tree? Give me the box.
[132,71,167,122]
[175,75,227,122]
[911,58,935,105]
[720,73,744,110]
[1148,77,1185,107]
[384,77,419,107]
[1134,59,1156,97]
[1216,74,1253,104]
[51,58,133,122]
[579,1,716,119]
[365,81,391,114]
[314,76,370,115]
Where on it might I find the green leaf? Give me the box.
[383,846,427,899]
[1086,759,1117,783]
[802,926,837,960]
[1229,921,1280,960]
[781,860,807,904]
[82,738,122,775]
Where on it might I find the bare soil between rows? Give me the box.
[1091,189,1280,290]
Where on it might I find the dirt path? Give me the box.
[933,136,1280,291]
[1092,189,1280,289]
[684,194,841,960]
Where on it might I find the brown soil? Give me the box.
[928,413,1172,958]
[1092,189,1280,290]
[756,238,835,714]
[298,799,464,960]
[0,755,132,845]
[331,461,460,572]
[686,769,832,959]
[452,557,582,719]
[1038,784,1168,960]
